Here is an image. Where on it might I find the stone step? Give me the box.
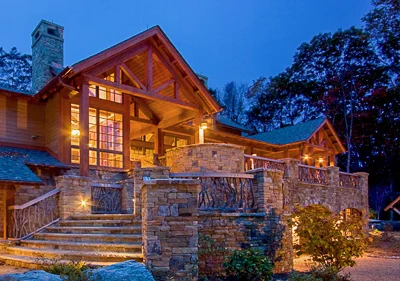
[20,240,142,253]
[0,253,124,270]
[70,214,137,221]
[58,219,138,227]
[45,226,142,235]
[33,232,142,243]
[6,246,143,263]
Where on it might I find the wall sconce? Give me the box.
[200,122,208,130]
[72,129,80,136]
[318,157,324,163]
[81,200,87,207]
[303,154,309,160]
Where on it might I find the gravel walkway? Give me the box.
[294,256,400,281]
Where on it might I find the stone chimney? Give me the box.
[31,20,64,93]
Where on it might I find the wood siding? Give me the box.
[0,95,46,147]
[45,94,60,154]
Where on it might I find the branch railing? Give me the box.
[244,154,285,172]
[91,184,123,214]
[339,172,360,189]
[170,172,255,212]
[8,188,60,240]
[298,164,329,185]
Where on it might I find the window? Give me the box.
[88,85,122,103]
[163,134,189,150]
[71,104,123,168]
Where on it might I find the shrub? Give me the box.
[291,205,368,271]
[223,248,273,281]
[43,260,93,281]
[198,234,230,280]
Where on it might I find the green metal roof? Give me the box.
[216,115,250,132]
[248,118,326,145]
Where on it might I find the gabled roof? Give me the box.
[384,195,400,212]
[0,146,68,184]
[248,118,326,145]
[70,25,220,114]
[216,115,251,133]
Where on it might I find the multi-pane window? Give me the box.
[71,104,123,168]
[89,85,122,103]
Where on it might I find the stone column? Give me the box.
[326,166,340,187]
[121,179,134,214]
[247,167,293,273]
[142,179,200,281]
[354,172,369,227]
[130,167,170,216]
[55,176,91,219]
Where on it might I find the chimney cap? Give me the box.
[31,19,64,37]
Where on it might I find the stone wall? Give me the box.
[141,179,200,281]
[165,143,245,173]
[55,175,91,219]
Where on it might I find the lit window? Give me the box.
[70,104,123,168]
[89,85,122,104]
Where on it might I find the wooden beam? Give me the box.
[154,128,161,154]
[152,79,175,94]
[115,65,121,84]
[147,47,153,90]
[79,83,90,177]
[158,111,196,129]
[120,63,147,90]
[174,81,179,99]
[123,94,131,170]
[130,116,158,125]
[84,43,148,77]
[86,75,199,111]
[130,139,154,149]
[131,96,159,123]
[130,125,157,140]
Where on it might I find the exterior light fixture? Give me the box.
[304,154,309,160]
[200,122,208,130]
[72,129,80,136]
[318,158,324,163]
[81,200,87,206]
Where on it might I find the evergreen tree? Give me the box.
[0,47,32,92]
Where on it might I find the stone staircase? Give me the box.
[0,214,143,269]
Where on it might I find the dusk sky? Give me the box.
[1,0,371,89]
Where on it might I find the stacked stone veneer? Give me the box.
[165,143,245,173]
[142,179,200,281]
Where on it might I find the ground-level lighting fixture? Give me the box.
[72,129,80,136]
[200,122,208,130]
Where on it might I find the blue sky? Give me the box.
[1,0,371,89]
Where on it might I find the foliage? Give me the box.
[219,81,248,124]
[289,266,352,281]
[291,205,368,271]
[369,208,378,219]
[223,248,273,281]
[0,47,32,92]
[198,234,230,280]
[43,260,94,281]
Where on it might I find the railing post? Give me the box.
[281,158,299,181]
[326,166,340,187]
[353,172,369,226]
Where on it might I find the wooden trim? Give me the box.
[147,46,153,90]
[123,94,131,170]
[86,75,199,111]
[8,188,61,210]
[120,63,147,90]
[79,83,89,177]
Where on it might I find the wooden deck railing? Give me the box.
[170,172,255,213]
[8,188,60,240]
[244,154,285,171]
[339,172,360,189]
[298,164,329,185]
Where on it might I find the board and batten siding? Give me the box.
[45,94,60,154]
[0,95,46,147]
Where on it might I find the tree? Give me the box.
[0,47,32,92]
[292,27,388,172]
[219,81,247,124]
[291,205,368,271]
[363,0,400,85]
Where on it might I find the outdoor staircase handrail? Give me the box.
[8,188,61,210]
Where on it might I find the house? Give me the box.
[0,20,368,280]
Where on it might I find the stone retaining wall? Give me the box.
[165,143,245,173]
